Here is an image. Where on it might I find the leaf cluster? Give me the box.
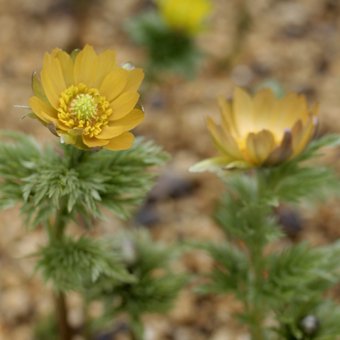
[0,131,168,228]
[260,134,340,204]
[265,242,340,303]
[126,11,201,79]
[203,228,340,339]
[275,300,340,340]
[197,242,248,299]
[215,174,283,244]
[36,236,133,291]
[86,230,185,327]
[271,242,340,339]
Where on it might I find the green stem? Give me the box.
[248,245,266,340]
[49,179,73,340]
[68,147,86,168]
[50,149,87,340]
[54,208,67,240]
[130,316,144,340]
[52,206,73,340]
[246,170,267,340]
[55,291,73,340]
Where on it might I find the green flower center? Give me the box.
[58,83,112,137]
[70,93,97,120]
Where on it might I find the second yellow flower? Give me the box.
[191,87,318,172]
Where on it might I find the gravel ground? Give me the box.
[0,0,339,339]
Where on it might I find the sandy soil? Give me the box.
[0,0,339,339]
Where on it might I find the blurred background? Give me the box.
[0,0,340,339]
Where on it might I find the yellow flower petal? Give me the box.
[124,68,144,93]
[207,116,242,159]
[233,87,254,138]
[253,89,276,132]
[29,96,57,124]
[104,132,134,151]
[291,117,317,156]
[74,44,98,87]
[207,117,229,154]
[99,68,128,102]
[53,49,74,86]
[95,49,117,86]
[208,118,242,159]
[82,135,109,148]
[245,130,276,165]
[291,120,304,151]
[97,109,144,139]
[110,92,140,121]
[273,94,308,135]
[265,130,293,165]
[218,96,238,137]
[41,53,67,109]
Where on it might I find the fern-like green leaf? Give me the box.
[36,236,133,291]
[86,230,185,323]
[0,132,169,228]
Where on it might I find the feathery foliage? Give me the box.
[198,242,248,297]
[270,241,340,339]
[276,300,340,340]
[215,174,282,244]
[260,134,340,204]
[0,131,169,228]
[36,236,133,291]
[86,230,185,336]
[265,242,340,303]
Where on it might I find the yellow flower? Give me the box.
[191,87,318,172]
[157,0,211,36]
[29,45,144,151]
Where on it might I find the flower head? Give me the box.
[191,87,318,172]
[29,45,144,151]
[156,0,211,36]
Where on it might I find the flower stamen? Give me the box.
[57,83,112,138]
[70,93,97,120]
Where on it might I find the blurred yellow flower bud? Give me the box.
[157,0,211,36]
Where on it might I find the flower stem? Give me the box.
[130,316,144,340]
[246,171,268,339]
[55,292,73,340]
[51,148,87,340]
[248,246,266,340]
[53,208,73,340]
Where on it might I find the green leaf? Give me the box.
[259,145,339,204]
[0,132,169,228]
[265,243,324,301]
[36,236,133,291]
[197,242,249,297]
[215,174,282,243]
[86,230,185,322]
[297,134,340,162]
